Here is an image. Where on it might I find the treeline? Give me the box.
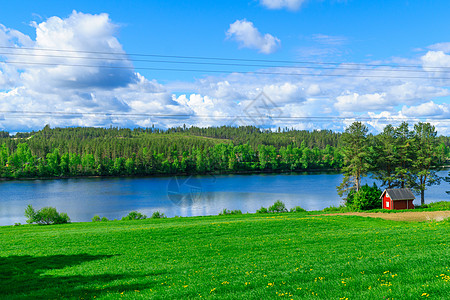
[0,124,449,180]
[0,141,342,178]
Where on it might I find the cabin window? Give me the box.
[386,201,389,208]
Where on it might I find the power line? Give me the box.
[0,51,447,75]
[3,60,450,81]
[0,45,448,71]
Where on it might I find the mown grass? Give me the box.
[317,200,450,214]
[1,213,449,299]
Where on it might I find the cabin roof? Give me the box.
[380,188,415,201]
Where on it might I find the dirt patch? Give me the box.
[323,211,450,222]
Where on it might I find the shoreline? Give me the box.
[0,168,342,181]
[3,207,450,228]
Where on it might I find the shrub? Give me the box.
[268,200,288,213]
[256,206,268,214]
[151,211,167,219]
[122,211,147,221]
[290,206,306,213]
[14,223,21,226]
[92,215,109,221]
[427,201,450,210]
[322,206,341,212]
[322,205,352,213]
[56,212,70,224]
[24,204,36,224]
[218,209,242,215]
[346,183,382,210]
[25,204,70,225]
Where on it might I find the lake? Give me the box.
[1,171,449,226]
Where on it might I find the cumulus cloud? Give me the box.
[0,11,184,131]
[226,19,280,54]
[402,101,449,117]
[421,50,450,70]
[335,92,390,112]
[24,11,137,90]
[260,0,307,11]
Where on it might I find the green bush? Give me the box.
[322,206,341,212]
[322,205,352,213]
[256,206,268,214]
[151,211,167,219]
[57,212,70,224]
[218,209,242,215]
[290,206,306,213]
[25,204,70,225]
[122,211,147,221]
[92,215,109,221]
[346,183,382,210]
[427,201,450,210]
[268,200,288,213]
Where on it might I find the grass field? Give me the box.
[1,213,449,299]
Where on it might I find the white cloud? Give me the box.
[402,101,449,117]
[260,0,307,11]
[0,12,182,131]
[23,11,137,90]
[0,24,33,47]
[427,42,450,53]
[421,50,450,70]
[365,111,411,133]
[262,82,305,104]
[334,92,390,112]
[226,19,280,54]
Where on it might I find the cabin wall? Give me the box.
[383,195,392,210]
[393,200,414,210]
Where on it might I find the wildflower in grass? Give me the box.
[421,293,429,297]
[438,274,450,282]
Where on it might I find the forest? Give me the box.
[0,124,449,192]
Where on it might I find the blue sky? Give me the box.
[1,0,450,133]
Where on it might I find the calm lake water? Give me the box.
[1,171,449,226]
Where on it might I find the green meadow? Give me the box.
[1,214,449,299]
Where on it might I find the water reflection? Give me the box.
[0,171,449,226]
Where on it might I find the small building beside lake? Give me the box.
[381,188,415,210]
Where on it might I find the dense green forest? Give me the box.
[0,124,449,181]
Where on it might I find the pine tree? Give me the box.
[337,122,371,197]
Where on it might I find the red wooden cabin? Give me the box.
[380,188,415,210]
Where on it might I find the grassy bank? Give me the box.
[1,213,449,299]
